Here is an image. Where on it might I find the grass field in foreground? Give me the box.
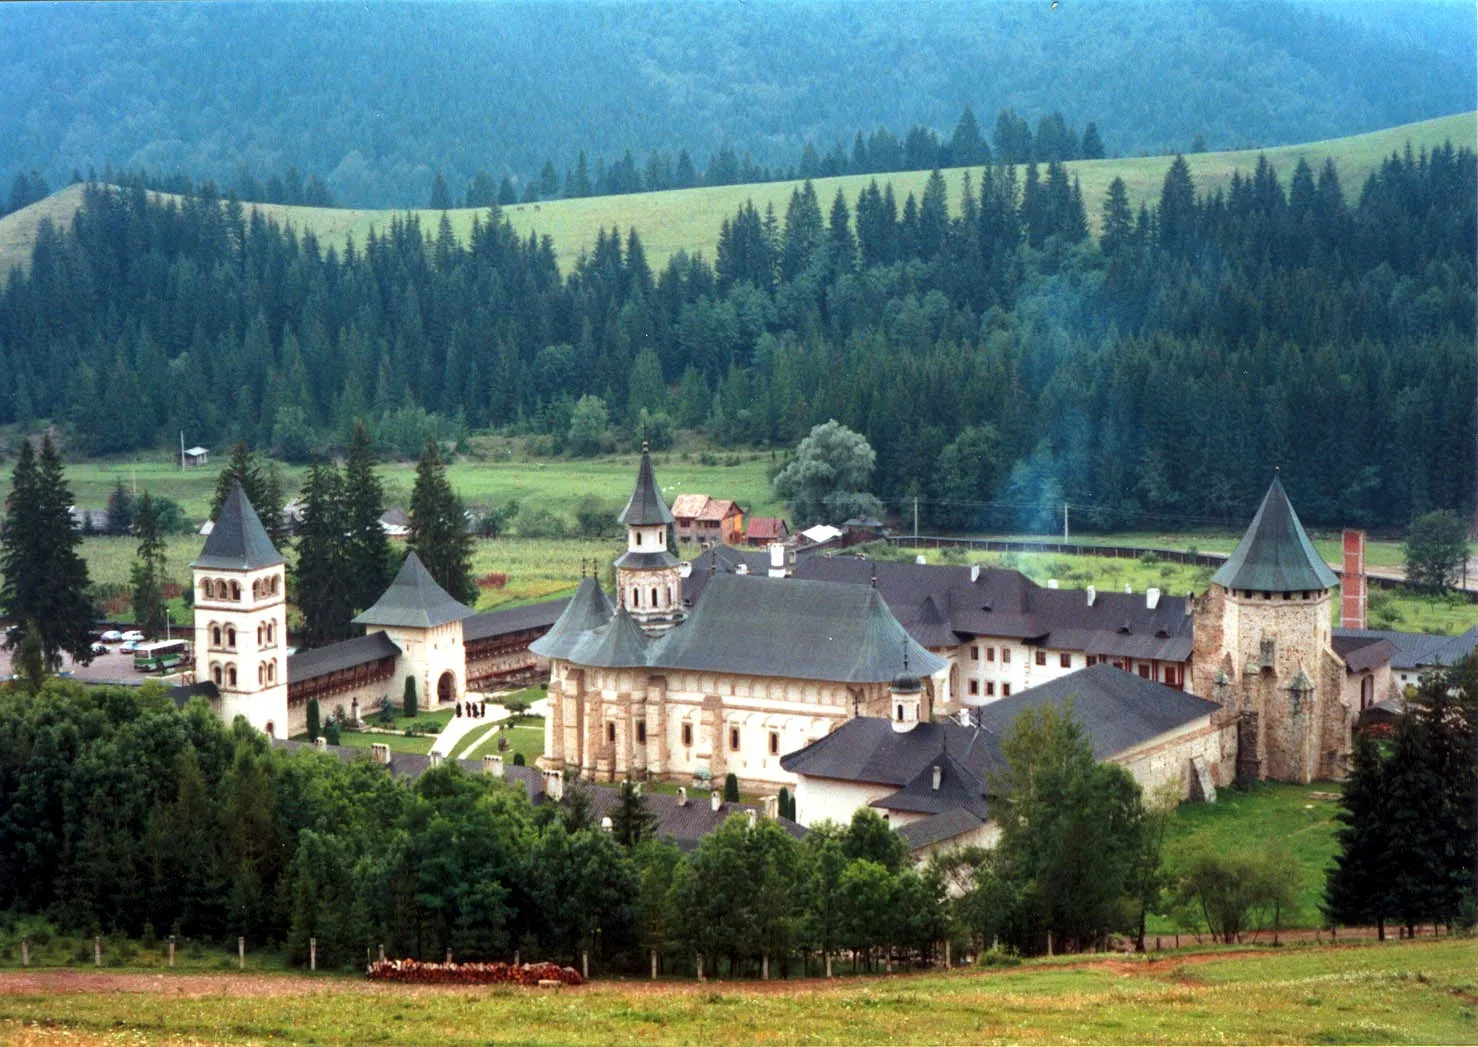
[0,938,1472,1045]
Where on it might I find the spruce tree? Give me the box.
[1323,731,1393,937]
[211,442,287,548]
[610,780,658,848]
[342,423,392,613]
[130,492,169,638]
[295,460,353,646]
[408,439,476,605]
[1,436,95,670]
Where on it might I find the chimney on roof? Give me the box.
[710,790,722,812]
[735,562,749,575]
[1087,586,1096,606]
[770,543,787,578]
[762,794,779,819]
[600,816,613,832]
[915,554,927,565]
[1124,583,1133,594]
[1047,578,1059,589]
[931,765,942,792]
[485,754,504,777]
[544,769,564,803]
[314,736,327,751]
[1341,529,1367,629]
[971,564,981,583]
[677,785,688,806]
[1147,587,1161,610]
[371,742,391,765]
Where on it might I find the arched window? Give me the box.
[226,626,236,648]
[230,581,241,601]
[258,664,265,686]
[268,659,276,683]
[211,624,222,647]
[636,531,643,547]
[266,622,274,645]
[212,664,222,686]
[650,587,659,607]
[226,664,237,688]
[271,575,280,595]
[633,588,642,608]
[201,579,213,600]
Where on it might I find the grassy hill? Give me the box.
[3,112,1472,278]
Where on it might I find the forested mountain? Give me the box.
[1,142,1472,531]
[1,1,1472,208]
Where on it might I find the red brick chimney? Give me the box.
[1341,530,1366,629]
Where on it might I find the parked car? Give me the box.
[90,642,109,655]
[100,630,123,642]
[119,640,141,653]
[120,630,144,642]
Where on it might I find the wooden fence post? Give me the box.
[238,936,245,970]
[169,936,176,968]
[19,938,28,967]
[310,938,317,972]
[696,952,705,983]
[650,949,658,980]
[94,936,102,967]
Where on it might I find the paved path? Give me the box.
[429,701,510,757]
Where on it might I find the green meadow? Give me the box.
[0,937,1472,1045]
[3,113,1471,277]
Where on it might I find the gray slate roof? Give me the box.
[463,598,569,643]
[566,607,651,669]
[896,808,988,852]
[618,451,674,526]
[649,574,946,683]
[288,631,402,684]
[164,680,220,710]
[973,663,1220,761]
[614,549,681,570]
[781,717,1002,788]
[871,749,990,819]
[530,576,615,659]
[1332,626,1478,671]
[193,482,283,570]
[1211,476,1338,592]
[685,550,1194,662]
[353,551,473,630]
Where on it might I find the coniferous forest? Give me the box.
[1,143,1471,531]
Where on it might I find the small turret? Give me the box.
[890,643,923,733]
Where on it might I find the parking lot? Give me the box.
[0,643,190,687]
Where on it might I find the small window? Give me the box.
[211,625,222,647]
[968,679,980,696]
[633,588,642,608]
[227,665,238,688]
[650,587,658,607]
[606,721,616,744]
[1138,664,1151,679]
[729,726,740,751]
[970,645,980,661]
[636,720,647,744]
[1001,683,1010,697]
[1001,648,1011,664]
[1035,650,1047,666]
[681,723,693,747]
[1060,653,1071,669]
[986,681,995,696]
[1086,655,1097,666]
[212,665,223,686]
[636,531,643,547]
[768,730,779,755]
[986,647,996,662]
[230,581,241,601]
[226,626,236,648]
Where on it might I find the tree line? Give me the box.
[0,142,1471,530]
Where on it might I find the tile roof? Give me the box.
[781,717,1002,788]
[896,808,988,852]
[670,494,710,520]
[972,664,1220,761]
[566,607,650,668]
[192,482,283,570]
[746,517,786,541]
[353,551,474,630]
[1211,476,1338,592]
[530,576,615,659]
[698,498,740,522]
[288,631,402,684]
[870,749,991,819]
[618,451,674,526]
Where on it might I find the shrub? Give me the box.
[306,699,321,742]
[403,676,418,718]
[513,752,525,766]
[723,772,740,802]
[323,720,341,745]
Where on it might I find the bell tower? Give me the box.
[615,446,684,633]
[192,482,288,737]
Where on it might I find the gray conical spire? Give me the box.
[1211,475,1338,592]
[193,481,282,570]
[530,574,616,659]
[618,449,674,527]
[353,550,473,629]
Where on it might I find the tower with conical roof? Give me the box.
[353,550,474,711]
[1191,474,1346,782]
[615,446,684,632]
[192,482,288,737]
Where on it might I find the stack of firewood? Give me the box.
[366,958,583,985]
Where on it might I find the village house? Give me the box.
[744,516,789,546]
[670,493,744,545]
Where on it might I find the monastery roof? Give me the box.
[463,598,568,643]
[684,550,1193,661]
[565,607,650,668]
[1330,634,1394,674]
[896,808,988,852]
[1212,476,1338,592]
[288,631,402,684]
[164,680,220,710]
[972,664,1220,761]
[870,749,991,820]
[353,551,473,630]
[193,482,283,570]
[614,548,681,569]
[781,717,1001,787]
[529,576,614,660]
[650,574,946,683]
[618,450,674,526]
[1332,625,1478,671]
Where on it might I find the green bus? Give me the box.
[133,639,190,674]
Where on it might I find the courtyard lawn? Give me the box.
[330,729,435,756]
[0,938,1473,1044]
[1150,781,1343,934]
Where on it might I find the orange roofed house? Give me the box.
[670,494,743,546]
